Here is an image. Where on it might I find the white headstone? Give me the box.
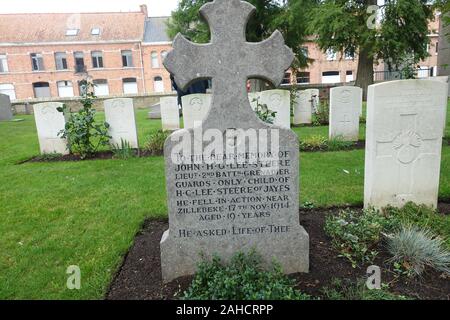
[364,79,447,209]
[293,90,312,125]
[160,97,180,131]
[33,102,69,155]
[329,86,362,141]
[259,89,291,128]
[104,98,139,148]
[181,94,212,129]
[0,93,13,121]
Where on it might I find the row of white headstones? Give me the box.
[161,87,363,141]
[33,78,448,209]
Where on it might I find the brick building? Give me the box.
[0,7,443,101]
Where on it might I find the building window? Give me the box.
[296,72,310,85]
[153,76,164,93]
[151,51,159,68]
[91,28,101,36]
[74,52,85,73]
[301,47,309,59]
[322,71,340,84]
[326,49,337,61]
[93,79,109,96]
[436,42,439,55]
[122,50,133,67]
[344,50,354,60]
[54,52,68,70]
[346,70,354,82]
[33,82,51,98]
[282,72,291,85]
[0,54,8,73]
[66,29,79,36]
[123,78,138,94]
[91,51,104,69]
[31,53,44,71]
[0,83,16,100]
[57,81,74,97]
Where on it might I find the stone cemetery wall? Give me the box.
[104,98,139,149]
[181,94,212,129]
[160,97,180,131]
[33,102,69,155]
[329,86,362,141]
[364,79,447,209]
[0,93,13,121]
[259,90,291,129]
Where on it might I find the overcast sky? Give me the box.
[0,0,179,17]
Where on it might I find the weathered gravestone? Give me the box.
[0,93,13,121]
[364,80,447,209]
[104,98,139,149]
[160,96,180,131]
[305,89,319,113]
[33,102,69,155]
[259,89,291,129]
[181,94,212,129]
[148,102,161,119]
[329,86,362,141]
[160,0,309,282]
[293,90,312,125]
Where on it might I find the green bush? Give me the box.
[144,129,171,155]
[387,225,450,277]
[183,251,310,300]
[325,208,397,267]
[111,139,136,160]
[299,135,328,151]
[322,278,409,300]
[57,80,110,159]
[253,97,276,124]
[312,101,329,126]
[327,136,355,151]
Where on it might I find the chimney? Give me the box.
[140,4,148,17]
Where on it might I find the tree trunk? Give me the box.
[355,46,374,101]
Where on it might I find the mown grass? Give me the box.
[0,100,449,299]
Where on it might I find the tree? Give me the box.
[309,0,435,99]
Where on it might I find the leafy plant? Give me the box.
[325,208,397,267]
[327,136,355,151]
[312,101,329,126]
[144,129,171,156]
[386,225,450,277]
[253,97,277,124]
[321,278,409,300]
[183,250,310,300]
[57,80,110,159]
[299,135,328,151]
[111,139,136,160]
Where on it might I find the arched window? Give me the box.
[123,78,138,94]
[0,83,16,100]
[57,81,74,97]
[93,79,109,96]
[33,82,51,98]
[151,51,159,68]
[153,76,164,93]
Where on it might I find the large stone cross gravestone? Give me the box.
[160,0,309,282]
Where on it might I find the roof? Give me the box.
[144,17,171,43]
[0,11,146,44]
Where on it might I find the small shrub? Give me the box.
[299,135,328,151]
[327,136,355,151]
[322,278,409,300]
[253,97,277,124]
[58,80,110,159]
[183,251,310,300]
[387,225,450,277]
[144,129,171,155]
[312,101,329,126]
[111,139,136,160]
[325,208,397,267]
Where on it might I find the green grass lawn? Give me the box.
[0,101,449,299]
